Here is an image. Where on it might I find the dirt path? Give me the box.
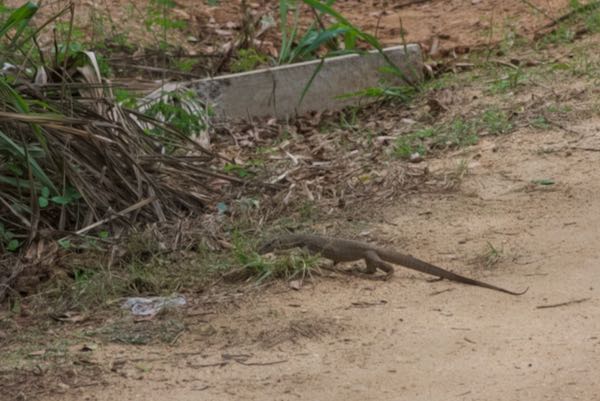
[38,124,600,400]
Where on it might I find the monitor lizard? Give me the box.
[258,233,527,295]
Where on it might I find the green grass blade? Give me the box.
[0,129,56,193]
[297,58,324,107]
[0,2,38,37]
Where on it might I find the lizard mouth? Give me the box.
[257,242,273,254]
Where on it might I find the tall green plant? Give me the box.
[277,0,420,107]
[278,0,358,64]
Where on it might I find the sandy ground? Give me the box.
[33,122,600,400]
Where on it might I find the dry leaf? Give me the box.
[289,279,303,291]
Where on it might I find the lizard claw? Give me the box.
[350,267,389,281]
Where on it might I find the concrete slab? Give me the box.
[147,44,423,121]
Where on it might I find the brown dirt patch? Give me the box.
[5,1,573,67]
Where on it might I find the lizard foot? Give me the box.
[349,267,390,281]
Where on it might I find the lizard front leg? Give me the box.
[361,250,394,279]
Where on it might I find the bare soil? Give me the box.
[16,105,600,401]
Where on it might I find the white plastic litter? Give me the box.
[121,295,187,317]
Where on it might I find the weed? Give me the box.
[481,108,512,135]
[394,128,435,159]
[338,107,360,130]
[488,67,525,93]
[0,222,19,252]
[231,48,268,72]
[344,85,418,104]
[278,0,347,65]
[115,88,139,109]
[529,115,551,129]
[299,201,317,220]
[540,24,576,47]
[223,159,264,178]
[393,107,513,159]
[143,90,210,141]
[174,57,197,73]
[545,103,573,115]
[484,241,503,268]
[585,9,600,32]
[452,159,470,181]
[438,117,479,148]
[231,232,320,283]
[144,0,187,50]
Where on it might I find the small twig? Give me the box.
[236,359,288,366]
[187,362,228,368]
[395,0,432,9]
[348,300,388,309]
[570,146,600,152]
[536,297,591,309]
[489,59,519,70]
[0,194,31,228]
[429,288,455,296]
[110,63,204,78]
[60,197,156,240]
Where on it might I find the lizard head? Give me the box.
[257,234,299,254]
[257,237,280,254]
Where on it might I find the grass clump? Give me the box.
[481,108,513,134]
[227,232,321,284]
[394,108,513,159]
[394,128,436,159]
[231,48,268,72]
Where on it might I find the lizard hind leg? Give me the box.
[361,250,394,280]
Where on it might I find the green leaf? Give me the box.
[98,230,109,239]
[58,239,71,249]
[532,179,555,185]
[38,196,48,208]
[50,196,70,205]
[0,124,57,195]
[0,2,37,38]
[41,186,49,198]
[7,239,20,251]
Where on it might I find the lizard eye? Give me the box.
[258,239,273,253]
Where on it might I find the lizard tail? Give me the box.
[382,251,528,296]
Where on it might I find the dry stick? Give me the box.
[0,194,31,228]
[396,0,432,8]
[536,297,591,309]
[109,63,204,79]
[188,362,228,368]
[59,196,156,241]
[570,146,600,152]
[236,359,288,367]
[374,12,383,40]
